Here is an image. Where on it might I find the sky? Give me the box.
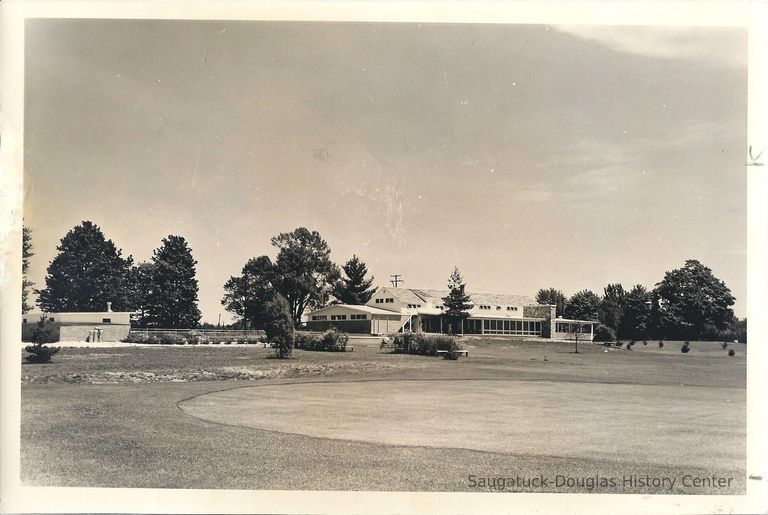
[23,20,748,323]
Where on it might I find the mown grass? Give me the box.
[20,339,746,493]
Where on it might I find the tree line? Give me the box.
[536,259,745,342]
[23,222,376,330]
[23,222,744,341]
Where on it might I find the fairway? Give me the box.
[21,340,747,492]
[180,378,745,470]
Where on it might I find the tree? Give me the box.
[22,225,35,313]
[441,267,473,335]
[271,228,340,327]
[563,290,600,322]
[37,221,133,312]
[535,287,566,317]
[127,262,155,327]
[145,235,201,328]
[653,259,735,340]
[221,256,276,329]
[598,283,625,334]
[263,294,294,358]
[333,255,376,305]
[619,284,652,340]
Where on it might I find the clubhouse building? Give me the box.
[305,287,596,340]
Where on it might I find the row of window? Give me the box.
[483,319,542,335]
[374,298,395,304]
[555,323,592,334]
[407,303,422,309]
[311,314,369,321]
[23,317,112,324]
[478,305,519,311]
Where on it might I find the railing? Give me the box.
[128,328,265,339]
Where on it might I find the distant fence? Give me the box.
[128,328,265,339]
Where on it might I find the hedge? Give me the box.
[390,333,461,356]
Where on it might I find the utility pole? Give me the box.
[390,274,404,288]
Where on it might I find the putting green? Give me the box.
[179,379,744,469]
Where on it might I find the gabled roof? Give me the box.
[307,304,400,316]
[383,287,536,307]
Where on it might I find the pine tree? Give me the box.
[263,293,294,358]
[145,235,201,328]
[37,221,133,312]
[22,225,35,313]
[441,267,472,334]
[333,255,376,305]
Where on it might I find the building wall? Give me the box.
[21,322,130,342]
[523,304,556,338]
[305,319,372,333]
[23,311,131,325]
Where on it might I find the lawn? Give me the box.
[20,338,747,493]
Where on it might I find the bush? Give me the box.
[24,318,61,364]
[658,340,664,348]
[681,341,691,353]
[123,332,187,344]
[390,333,460,356]
[593,324,616,343]
[295,330,349,352]
[728,349,735,357]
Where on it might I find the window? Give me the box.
[506,306,518,311]
[331,314,348,321]
[102,318,112,324]
[48,317,55,322]
[407,304,422,309]
[496,306,501,310]
[312,315,327,321]
[375,298,383,304]
[350,314,367,320]
[386,298,394,303]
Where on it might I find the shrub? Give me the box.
[24,318,61,364]
[658,340,664,348]
[264,294,294,358]
[592,324,616,343]
[681,341,691,353]
[728,349,735,356]
[390,332,460,356]
[294,330,349,352]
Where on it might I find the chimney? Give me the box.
[106,302,112,312]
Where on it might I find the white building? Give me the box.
[305,287,595,340]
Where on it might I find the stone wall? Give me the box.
[523,304,556,338]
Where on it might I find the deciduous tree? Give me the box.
[619,284,652,340]
[37,221,133,312]
[271,228,340,327]
[535,287,566,317]
[221,256,276,329]
[598,283,625,334]
[563,290,600,322]
[653,259,735,339]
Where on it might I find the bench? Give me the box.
[437,349,469,359]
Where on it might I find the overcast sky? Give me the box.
[24,20,747,322]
